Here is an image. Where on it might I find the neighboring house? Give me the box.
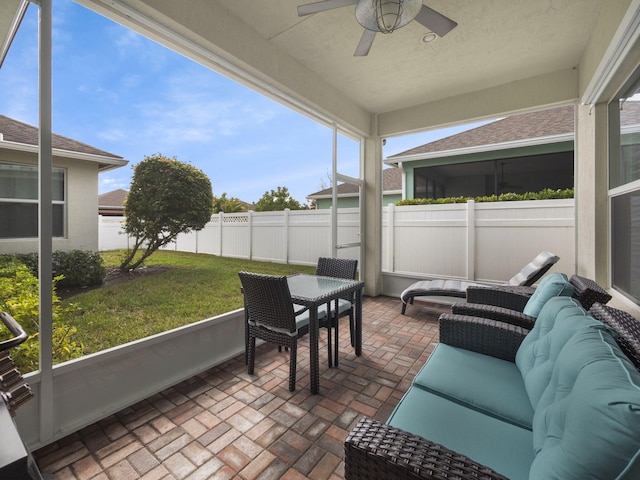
[385,106,577,200]
[307,167,402,208]
[0,114,128,254]
[99,189,128,216]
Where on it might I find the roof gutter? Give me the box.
[0,0,29,70]
[384,132,575,167]
[0,138,129,171]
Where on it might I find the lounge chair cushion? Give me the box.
[401,279,477,304]
[530,325,640,479]
[505,251,560,286]
[521,272,574,317]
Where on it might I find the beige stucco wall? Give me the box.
[0,149,100,254]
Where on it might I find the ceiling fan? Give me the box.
[297,0,457,56]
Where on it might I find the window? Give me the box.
[414,169,445,199]
[0,163,65,239]
[609,67,640,305]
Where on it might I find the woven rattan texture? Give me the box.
[344,417,509,480]
[590,302,640,371]
[439,314,528,362]
[316,257,359,366]
[570,275,612,310]
[452,304,536,330]
[239,271,309,391]
[465,286,533,310]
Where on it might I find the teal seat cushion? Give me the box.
[516,296,599,409]
[522,272,574,317]
[388,386,534,480]
[412,343,534,429]
[530,325,640,479]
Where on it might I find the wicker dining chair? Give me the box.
[316,257,358,367]
[238,271,311,391]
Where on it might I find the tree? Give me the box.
[254,186,306,211]
[213,192,247,213]
[120,154,213,271]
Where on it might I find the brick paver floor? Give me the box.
[34,295,446,479]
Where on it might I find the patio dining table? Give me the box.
[287,274,364,394]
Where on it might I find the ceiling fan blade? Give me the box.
[354,29,376,56]
[414,5,457,37]
[297,0,358,17]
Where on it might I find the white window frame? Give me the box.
[0,162,66,239]
[608,66,640,305]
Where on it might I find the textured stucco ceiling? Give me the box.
[216,0,604,113]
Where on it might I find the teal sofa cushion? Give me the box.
[388,386,534,480]
[412,343,534,429]
[530,325,640,479]
[515,296,599,409]
[522,272,574,317]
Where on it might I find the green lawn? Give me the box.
[64,250,315,353]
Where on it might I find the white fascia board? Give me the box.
[307,192,358,200]
[0,139,128,170]
[383,132,575,166]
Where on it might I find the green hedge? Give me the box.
[2,250,105,288]
[396,188,574,206]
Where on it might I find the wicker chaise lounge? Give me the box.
[400,251,559,314]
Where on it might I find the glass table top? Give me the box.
[287,274,363,303]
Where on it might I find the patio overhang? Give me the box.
[70,1,603,137]
[0,0,27,70]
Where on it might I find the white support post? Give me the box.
[38,0,54,444]
[247,210,253,260]
[331,125,338,258]
[387,204,395,273]
[283,209,290,264]
[466,200,476,281]
[218,211,224,256]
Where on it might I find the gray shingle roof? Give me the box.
[99,189,128,207]
[0,114,123,160]
[388,105,576,159]
[308,167,401,198]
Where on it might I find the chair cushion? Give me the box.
[412,343,533,429]
[334,298,353,315]
[388,386,534,480]
[250,307,312,335]
[521,272,574,317]
[515,297,600,409]
[530,325,640,479]
[506,251,559,286]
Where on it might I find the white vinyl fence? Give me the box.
[99,199,575,284]
[17,199,575,451]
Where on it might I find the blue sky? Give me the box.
[0,0,480,205]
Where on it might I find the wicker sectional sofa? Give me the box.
[345,294,640,479]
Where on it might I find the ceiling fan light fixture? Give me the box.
[355,0,422,34]
[420,32,437,44]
